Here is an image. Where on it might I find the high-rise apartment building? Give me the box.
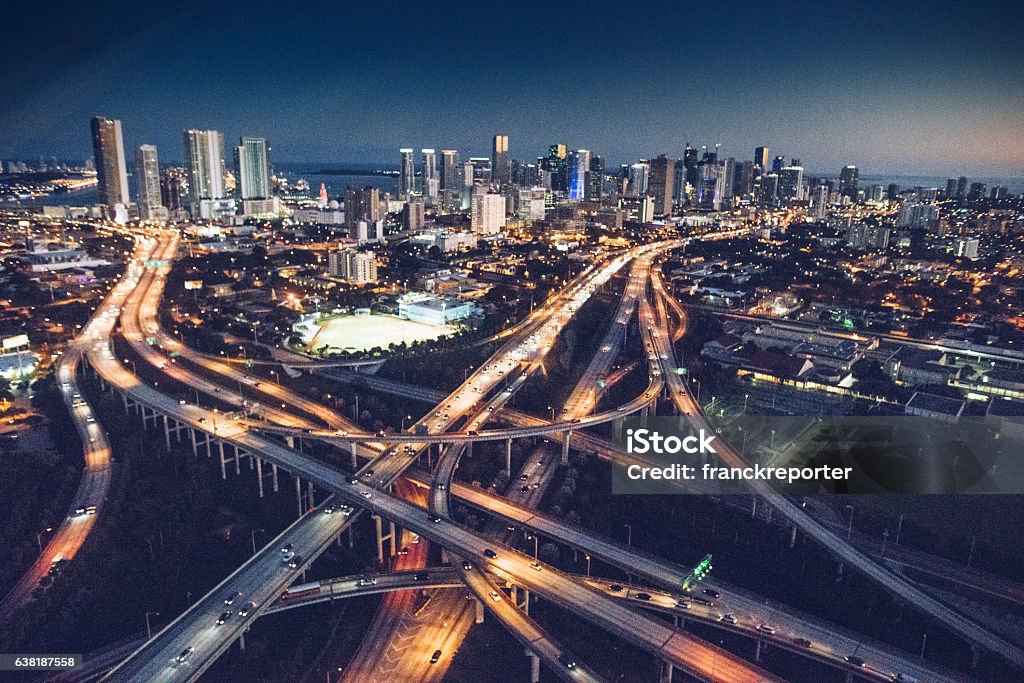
[328,250,378,284]
[183,129,225,206]
[344,186,381,227]
[440,150,460,192]
[399,148,415,198]
[135,144,164,220]
[234,136,271,200]
[90,116,130,212]
[839,165,859,200]
[421,149,438,202]
[471,192,506,235]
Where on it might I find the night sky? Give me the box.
[2,0,1022,175]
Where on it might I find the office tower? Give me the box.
[672,158,685,204]
[542,144,568,192]
[421,149,438,202]
[517,187,546,220]
[402,200,425,232]
[813,184,829,220]
[183,129,225,206]
[344,186,381,227]
[956,176,968,198]
[440,150,460,192]
[683,144,699,199]
[721,157,736,202]
[568,149,590,200]
[460,161,475,209]
[696,164,725,211]
[839,165,859,200]
[777,165,804,202]
[733,161,754,197]
[491,135,510,185]
[628,162,650,197]
[991,186,1008,199]
[887,183,900,201]
[586,155,605,202]
[135,144,163,220]
[758,173,779,207]
[754,146,769,172]
[648,155,675,216]
[232,136,271,200]
[944,178,957,198]
[399,149,415,198]
[328,250,378,284]
[771,155,785,174]
[90,116,130,212]
[968,182,987,200]
[618,195,654,223]
[471,192,506,235]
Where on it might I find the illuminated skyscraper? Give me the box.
[183,129,225,206]
[839,165,859,200]
[542,144,568,192]
[777,165,804,202]
[399,148,415,198]
[648,154,675,216]
[421,149,438,202]
[440,150,460,191]
[90,116,130,212]
[491,135,510,185]
[135,144,163,220]
[628,162,649,197]
[586,155,605,202]
[568,149,590,200]
[956,176,968,198]
[754,146,769,172]
[234,136,271,200]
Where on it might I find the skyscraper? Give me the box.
[542,144,568,192]
[234,136,271,200]
[628,162,649,197]
[471,192,506,235]
[491,135,510,185]
[648,155,675,216]
[183,129,225,206]
[733,161,754,198]
[754,146,769,172]
[683,145,699,201]
[421,149,438,202]
[344,186,381,227]
[956,176,968,198]
[440,150,460,192]
[135,144,163,220]
[90,116,130,212]
[771,155,785,174]
[568,149,590,200]
[777,165,804,202]
[586,155,605,202]
[839,165,859,200]
[399,149,415,198]
[944,178,957,198]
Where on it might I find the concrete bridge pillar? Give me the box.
[373,515,396,564]
[163,415,172,451]
[256,458,264,498]
[526,650,540,683]
[307,480,314,509]
[271,463,279,492]
[218,440,227,480]
[561,429,572,466]
[190,427,198,457]
[475,599,484,624]
[755,639,762,662]
[505,437,512,474]
[660,660,673,683]
[295,476,303,517]
[613,417,623,441]
[350,442,358,470]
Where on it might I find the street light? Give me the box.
[251,528,265,556]
[585,553,591,577]
[624,523,632,547]
[845,505,855,540]
[145,611,160,639]
[36,527,53,554]
[548,406,555,421]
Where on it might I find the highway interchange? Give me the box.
[12,224,1021,682]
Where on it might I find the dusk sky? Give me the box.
[3,0,1022,176]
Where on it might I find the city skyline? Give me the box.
[2,1,1022,176]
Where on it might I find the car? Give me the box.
[483,549,497,559]
[792,637,812,648]
[520,474,528,480]
[238,601,256,617]
[361,490,372,499]
[529,561,542,571]
[398,546,409,556]
[216,611,232,625]
[198,418,208,424]
[488,590,501,602]
[703,588,720,599]
[414,572,430,581]
[428,514,442,524]
[720,613,738,624]
[430,649,442,664]
[280,543,294,554]
[570,418,581,424]
[520,485,529,492]
[467,430,478,436]
[86,504,97,514]
[281,551,295,563]
[436,483,446,491]
[323,505,337,514]
[253,382,262,387]
[174,647,194,665]
[287,554,303,568]
[558,653,577,669]
[73,506,87,516]
[893,675,919,683]
[608,584,623,592]
[675,599,691,609]
[506,524,516,532]
[411,534,420,544]
[347,477,359,485]
[358,576,377,586]
[223,591,241,605]
[845,655,866,667]
[362,469,374,478]
[461,560,473,570]
[757,624,776,635]
[634,592,651,601]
